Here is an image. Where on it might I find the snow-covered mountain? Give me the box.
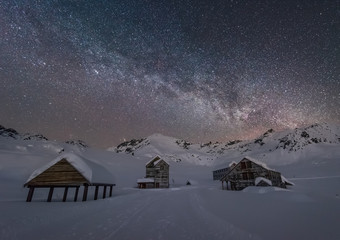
[110,123,340,167]
[3,122,339,169]
[108,133,216,165]
[0,124,88,148]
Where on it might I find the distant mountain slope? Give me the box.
[1,122,339,168]
[0,124,89,148]
[108,133,215,165]
[110,123,340,167]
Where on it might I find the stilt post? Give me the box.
[103,186,107,199]
[47,187,54,202]
[94,186,99,200]
[63,187,69,202]
[109,185,113,197]
[26,186,35,202]
[82,185,88,201]
[74,186,79,202]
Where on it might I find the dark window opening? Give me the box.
[241,162,246,169]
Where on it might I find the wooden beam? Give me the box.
[74,186,79,202]
[94,186,99,200]
[109,186,113,197]
[63,187,69,202]
[82,185,88,201]
[102,186,107,199]
[47,187,54,202]
[26,187,35,202]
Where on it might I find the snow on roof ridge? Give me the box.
[243,156,274,171]
[145,155,170,166]
[281,175,295,185]
[229,161,237,167]
[145,155,161,166]
[25,153,92,184]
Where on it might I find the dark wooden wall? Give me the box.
[222,159,285,190]
[146,159,169,188]
[26,159,89,186]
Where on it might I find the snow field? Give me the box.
[1,136,340,240]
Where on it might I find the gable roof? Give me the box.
[220,156,277,181]
[242,156,274,171]
[25,153,114,185]
[146,156,169,167]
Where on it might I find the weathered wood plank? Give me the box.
[26,159,89,186]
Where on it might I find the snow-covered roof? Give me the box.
[255,177,272,186]
[154,159,164,166]
[25,153,115,184]
[25,153,92,184]
[243,156,275,171]
[137,178,155,183]
[281,175,295,185]
[220,157,278,181]
[229,161,237,167]
[146,156,161,166]
[146,156,169,167]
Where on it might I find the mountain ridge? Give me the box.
[109,123,340,166]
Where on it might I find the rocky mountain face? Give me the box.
[113,138,149,153]
[65,140,89,148]
[0,124,88,148]
[0,125,48,141]
[0,125,20,139]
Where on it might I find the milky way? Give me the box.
[0,0,339,148]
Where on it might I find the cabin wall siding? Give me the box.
[144,158,169,188]
[26,159,89,186]
[222,158,286,190]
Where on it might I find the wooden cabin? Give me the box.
[220,157,288,190]
[24,153,115,202]
[137,156,169,188]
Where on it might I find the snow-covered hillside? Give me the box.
[109,123,340,168]
[1,123,340,240]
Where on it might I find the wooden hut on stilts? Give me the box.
[24,153,115,202]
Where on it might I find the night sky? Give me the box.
[0,0,339,148]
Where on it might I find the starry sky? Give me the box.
[0,0,339,148]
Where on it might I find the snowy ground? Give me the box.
[1,139,340,240]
